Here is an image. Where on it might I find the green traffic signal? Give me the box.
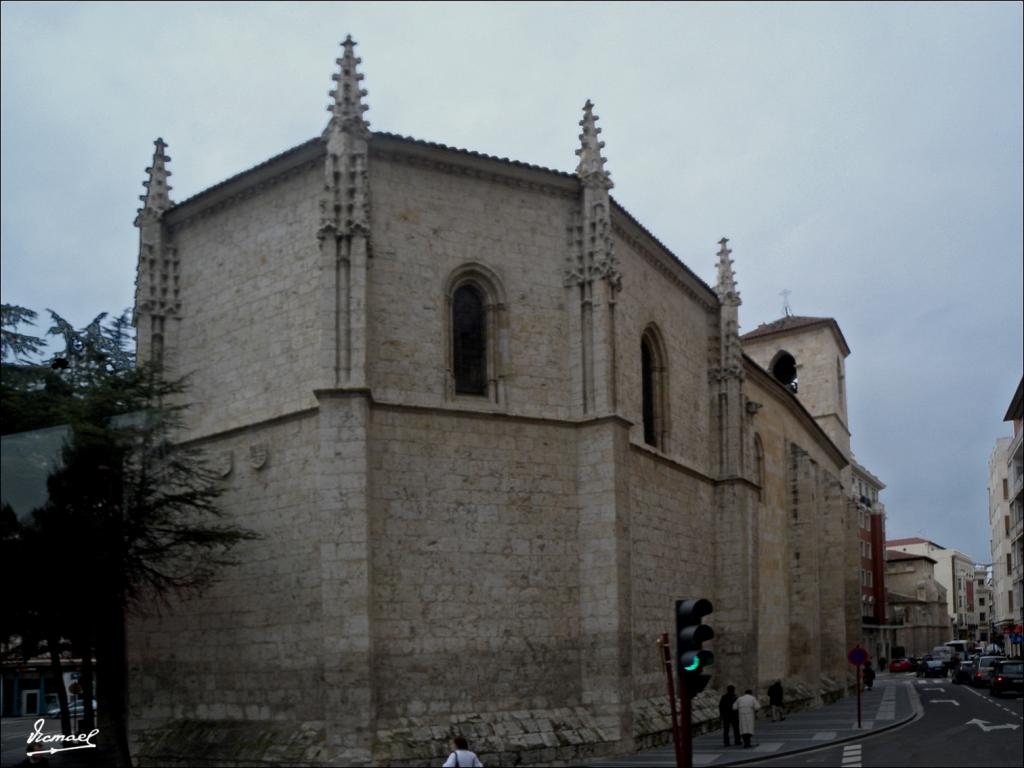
[679,649,714,673]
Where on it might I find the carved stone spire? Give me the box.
[319,36,372,389]
[574,100,613,189]
[716,237,741,306]
[136,138,172,223]
[133,138,179,365]
[327,35,370,137]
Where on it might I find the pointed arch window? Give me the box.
[640,326,668,449]
[445,264,508,404]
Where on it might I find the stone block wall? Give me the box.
[613,230,716,469]
[129,414,325,761]
[366,154,578,417]
[368,406,582,722]
[628,448,716,701]
[166,164,323,438]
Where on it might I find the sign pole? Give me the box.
[658,634,684,768]
[856,665,861,729]
[847,645,867,729]
[679,670,692,768]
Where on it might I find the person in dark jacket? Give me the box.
[863,661,876,690]
[767,680,785,721]
[718,684,741,746]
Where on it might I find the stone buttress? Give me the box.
[314,35,376,764]
[711,238,760,689]
[566,101,634,747]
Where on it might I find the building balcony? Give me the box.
[1009,425,1023,465]
[1012,515,1024,545]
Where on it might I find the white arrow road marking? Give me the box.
[928,700,960,705]
[966,718,1021,733]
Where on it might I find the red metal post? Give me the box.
[658,633,685,768]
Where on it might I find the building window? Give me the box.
[445,263,507,403]
[980,612,986,622]
[453,285,486,395]
[770,350,798,393]
[640,326,668,449]
[754,434,765,502]
[1004,478,1009,499]
[1009,591,1014,613]
[1008,552,1013,576]
[837,357,845,413]
[1006,515,1011,536]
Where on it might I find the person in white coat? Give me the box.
[442,736,483,767]
[733,688,761,748]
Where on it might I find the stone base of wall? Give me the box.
[133,678,853,766]
[133,708,617,767]
[135,720,327,766]
[377,707,617,767]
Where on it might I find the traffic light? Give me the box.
[676,598,714,696]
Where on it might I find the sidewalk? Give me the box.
[595,674,920,766]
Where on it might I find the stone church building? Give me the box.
[129,38,865,766]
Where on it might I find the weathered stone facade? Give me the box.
[128,38,858,767]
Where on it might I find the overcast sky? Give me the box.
[2,2,1021,564]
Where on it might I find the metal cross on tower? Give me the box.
[780,289,793,317]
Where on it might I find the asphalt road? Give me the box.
[753,674,1023,767]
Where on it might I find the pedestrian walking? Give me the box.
[718,684,741,746]
[767,680,785,721]
[733,688,761,748]
[442,736,483,767]
[863,661,875,691]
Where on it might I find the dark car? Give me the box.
[888,658,914,673]
[972,655,1006,687]
[953,659,975,684]
[990,660,1023,697]
[918,658,946,678]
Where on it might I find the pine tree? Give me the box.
[2,307,258,764]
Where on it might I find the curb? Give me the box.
[707,682,923,767]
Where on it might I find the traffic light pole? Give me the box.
[678,665,692,768]
[657,634,685,768]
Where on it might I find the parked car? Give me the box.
[952,659,975,684]
[46,699,97,718]
[918,658,946,678]
[888,658,914,673]
[989,660,1023,697]
[971,655,1006,687]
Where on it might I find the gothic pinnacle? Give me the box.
[137,137,172,222]
[327,34,370,135]
[575,99,612,188]
[716,237,741,305]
